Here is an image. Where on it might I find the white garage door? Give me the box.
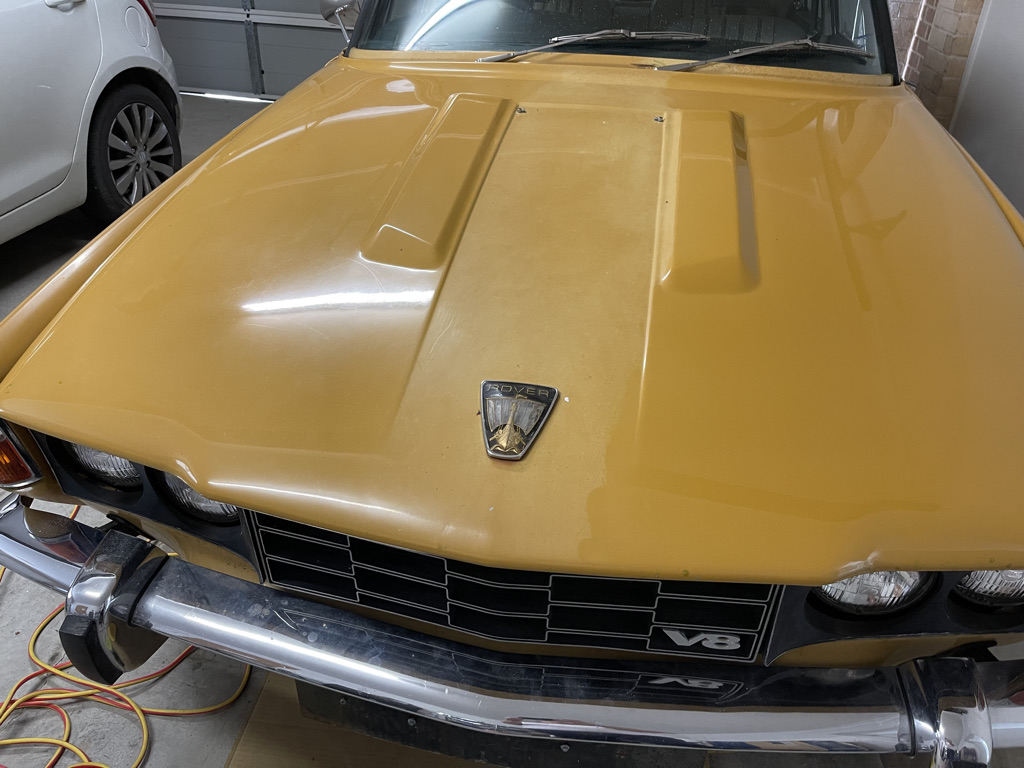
[153,0,355,96]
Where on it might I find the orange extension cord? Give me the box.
[0,505,253,768]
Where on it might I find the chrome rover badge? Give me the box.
[480,381,558,460]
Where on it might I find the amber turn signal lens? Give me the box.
[0,428,36,487]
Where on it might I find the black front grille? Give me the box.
[249,512,779,662]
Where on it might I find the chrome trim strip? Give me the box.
[133,560,911,751]
[4,496,1024,764]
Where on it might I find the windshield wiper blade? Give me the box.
[478,28,709,63]
[655,36,874,72]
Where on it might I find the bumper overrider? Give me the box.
[1,494,1023,767]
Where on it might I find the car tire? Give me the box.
[83,83,182,224]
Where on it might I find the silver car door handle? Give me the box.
[44,0,85,7]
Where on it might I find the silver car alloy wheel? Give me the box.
[106,103,176,206]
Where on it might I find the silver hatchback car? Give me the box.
[0,0,182,243]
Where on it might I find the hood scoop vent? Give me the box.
[361,94,516,271]
[657,110,759,294]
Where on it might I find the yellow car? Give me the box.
[2,0,1024,764]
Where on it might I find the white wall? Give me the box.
[950,0,1024,214]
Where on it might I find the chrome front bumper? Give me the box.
[1,493,1023,767]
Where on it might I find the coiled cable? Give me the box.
[0,505,253,768]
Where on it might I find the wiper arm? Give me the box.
[478,28,709,63]
[655,37,874,72]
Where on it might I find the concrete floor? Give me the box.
[0,501,267,768]
[1,94,1023,768]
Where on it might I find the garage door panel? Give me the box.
[158,17,253,93]
[155,0,349,95]
[254,0,321,12]
[257,25,343,95]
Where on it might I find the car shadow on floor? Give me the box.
[0,209,102,320]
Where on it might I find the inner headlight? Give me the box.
[162,472,240,524]
[67,442,142,489]
[956,570,1024,607]
[816,571,927,615]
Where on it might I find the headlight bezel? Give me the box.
[63,441,144,491]
[25,430,252,562]
[955,570,1024,609]
[157,471,242,526]
[55,437,241,526]
[814,570,934,617]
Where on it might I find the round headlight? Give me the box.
[956,570,1024,607]
[67,443,142,489]
[162,473,240,524]
[816,571,926,615]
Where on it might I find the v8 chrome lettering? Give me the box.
[648,676,726,689]
[662,629,742,651]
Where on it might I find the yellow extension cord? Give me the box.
[0,506,253,768]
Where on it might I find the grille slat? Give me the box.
[350,538,446,583]
[250,512,778,662]
[354,566,448,611]
[451,603,549,640]
[659,581,774,601]
[446,560,551,587]
[550,575,660,607]
[547,632,651,651]
[260,531,353,573]
[548,605,654,636]
[359,594,448,624]
[255,512,349,546]
[267,559,358,602]
[655,598,767,631]
[447,576,549,615]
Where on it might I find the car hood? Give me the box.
[4,56,1024,584]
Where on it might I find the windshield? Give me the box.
[358,0,889,75]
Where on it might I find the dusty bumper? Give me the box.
[1,494,1022,766]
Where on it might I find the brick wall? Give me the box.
[915,0,984,125]
[888,0,931,79]
[887,0,984,126]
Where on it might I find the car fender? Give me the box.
[63,56,181,206]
